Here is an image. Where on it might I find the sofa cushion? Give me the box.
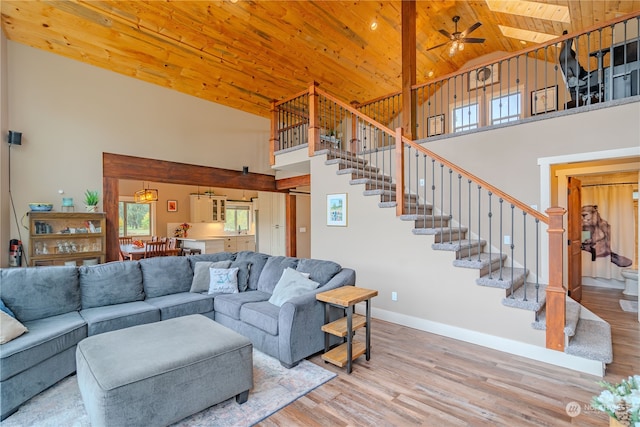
[0,266,80,322]
[240,301,279,336]
[0,311,86,381]
[230,260,252,292]
[234,251,269,290]
[79,261,145,309]
[296,258,342,285]
[145,292,214,320]
[208,267,239,294]
[190,260,232,293]
[80,302,160,336]
[257,256,299,294]
[140,256,193,298]
[213,291,271,320]
[187,252,236,272]
[0,311,28,344]
[268,268,320,307]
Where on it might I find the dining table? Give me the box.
[120,243,182,260]
[120,243,147,261]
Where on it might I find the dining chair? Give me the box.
[151,236,159,242]
[166,237,182,256]
[144,241,166,258]
[118,237,133,261]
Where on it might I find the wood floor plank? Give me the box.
[258,286,638,426]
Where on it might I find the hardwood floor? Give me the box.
[258,286,639,426]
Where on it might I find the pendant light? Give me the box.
[134,182,158,203]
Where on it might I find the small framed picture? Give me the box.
[167,200,178,212]
[531,85,557,115]
[327,193,347,227]
[427,114,445,137]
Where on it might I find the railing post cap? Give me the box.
[545,207,567,215]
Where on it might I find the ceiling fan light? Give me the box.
[458,42,465,51]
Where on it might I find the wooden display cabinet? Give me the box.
[28,212,106,267]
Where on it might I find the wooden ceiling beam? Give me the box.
[276,175,311,191]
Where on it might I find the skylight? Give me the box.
[498,25,559,44]
[485,0,570,23]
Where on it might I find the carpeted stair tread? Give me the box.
[476,267,527,289]
[412,226,467,236]
[379,202,433,214]
[399,213,443,222]
[565,319,613,363]
[350,177,394,188]
[502,283,547,312]
[335,165,380,174]
[454,252,506,269]
[432,239,486,254]
[531,298,581,337]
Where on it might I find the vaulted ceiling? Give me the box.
[2,1,640,118]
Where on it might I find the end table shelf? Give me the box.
[316,286,378,374]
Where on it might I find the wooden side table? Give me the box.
[316,286,378,373]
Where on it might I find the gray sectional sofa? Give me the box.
[0,251,356,420]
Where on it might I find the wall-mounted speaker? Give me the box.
[8,131,22,145]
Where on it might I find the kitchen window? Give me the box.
[119,198,155,237]
[224,202,252,233]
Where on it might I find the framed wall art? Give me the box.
[427,114,445,137]
[327,193,347,226]
[167,200,178,212]
[531,85,557,115]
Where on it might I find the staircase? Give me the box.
[322,147,613,366]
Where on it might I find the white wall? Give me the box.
[1,42,270,265]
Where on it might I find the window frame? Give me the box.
[118,196,156,238]
[224,201,253,233]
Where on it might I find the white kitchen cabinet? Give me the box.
[224,235,256,252]
[190,195,226,223]
[257,192,285,256]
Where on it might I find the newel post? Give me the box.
[545,207,567,351]
[269,100,278,166]
[308,81,320,158]
[395,127,405,217]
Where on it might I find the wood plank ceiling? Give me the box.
[2,1,640,118]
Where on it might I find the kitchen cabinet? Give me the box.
[28,212,106,266]
[190,195,226,223]
[224,235,256,252]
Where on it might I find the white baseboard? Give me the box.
[367,306,605,377]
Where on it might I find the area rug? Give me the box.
[619,299,639,313]
[2,350,335,427]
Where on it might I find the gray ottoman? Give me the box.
[76,314,253,427]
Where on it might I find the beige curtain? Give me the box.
[581,184,635,281]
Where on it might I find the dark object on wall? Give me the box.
[8,131,22,145]
[242,166,249,175]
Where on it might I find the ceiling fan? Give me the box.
[427,16,485,56]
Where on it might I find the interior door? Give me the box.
[567,176,582,301]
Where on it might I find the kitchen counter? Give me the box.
[177,235,255,254]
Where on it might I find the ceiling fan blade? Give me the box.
[426,41,450,51]
[460,22,482,38]
[438,29,454,40]
[460,37,485,44]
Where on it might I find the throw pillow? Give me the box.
[190,260,232,293]
[0,311,28,344]
[208,267,240,294]
[268,267,320,307]
[230,260,252,292]
[0,298,15,318]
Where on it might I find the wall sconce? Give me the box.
[8,131,22,145]
[242,166,249,175]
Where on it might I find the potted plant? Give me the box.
[84,190,99,212]
[591,375,640,426]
